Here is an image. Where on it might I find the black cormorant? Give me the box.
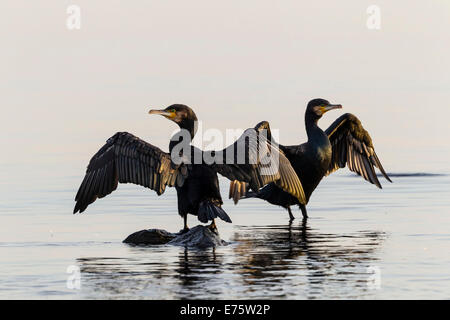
[74,104,305,231]
[229,98,392,221]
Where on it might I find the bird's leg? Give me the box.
[180,214,190,234]
[287,206,295,222]
[300,204,308,219]
[208,219,218,233]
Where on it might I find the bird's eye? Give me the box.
[169,109,176,113]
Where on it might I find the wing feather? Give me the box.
[73,132,188,213]
[325,113,392,188]
[213,122,306,204]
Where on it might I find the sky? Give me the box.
[1,0,450,178]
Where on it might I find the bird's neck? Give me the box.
[179,119,198,140]
[169,120,197,153]
[305,113,328,146]
[304,113,332,170]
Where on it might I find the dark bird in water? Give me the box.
[229,98,392,221]
[73,104,305,232]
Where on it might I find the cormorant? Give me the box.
[74,104,305,231]
[229,98,392,221]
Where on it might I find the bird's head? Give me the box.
[149,104,197,124]
[306,98,342,121]
[149,104,198,137]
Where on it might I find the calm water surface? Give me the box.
[1,165,449,299]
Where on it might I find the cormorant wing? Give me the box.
[252,121,302,158]
[325,113,392,188]
[73,132,188,213]
[211,123,305,205]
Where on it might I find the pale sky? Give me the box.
[1,1,450,177]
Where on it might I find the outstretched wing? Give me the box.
[211,123,305,204]
[325,113,392,188]
[74,132,188,213]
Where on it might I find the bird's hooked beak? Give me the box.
[148,109,176,119]
[321,104,342,114]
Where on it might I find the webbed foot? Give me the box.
[208,220,218,235]
[179,227,190,235]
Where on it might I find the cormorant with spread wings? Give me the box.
[229,98,392,221]
[74,104,305,232]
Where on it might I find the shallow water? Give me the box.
[1,167,449,299]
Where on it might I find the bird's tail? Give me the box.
[198,200,232,224]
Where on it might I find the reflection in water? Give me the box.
[2,173,448,299]
[77,221,385,299]
[78,248,174,298]
[174,248,226,298]
[232,220,385,299]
